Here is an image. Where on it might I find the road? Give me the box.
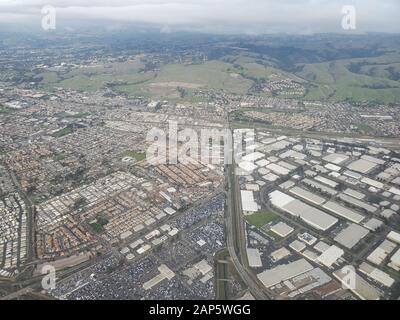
[225,162,273,300]
[0,287,33,300]
[7,167,36,263]
[232,120,400,151]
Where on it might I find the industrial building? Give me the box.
[270,221,294,238]
[317,245,344,268]
[333,269,381,300]
[359,262,394,288]
[143,264,175,290]
[367,240,397,266]
[241,190,259,214]
[334,224,370,249]
[322,201,365,224]
[289,186,326,205]
[347,159,379,174]
[323,153,349,165]
[257,259,314,288]
[247,248,262,267]
[389,249,400,271]
[269,190,338,231]
[387,231,400,244]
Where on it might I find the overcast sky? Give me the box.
[0,0,399,34]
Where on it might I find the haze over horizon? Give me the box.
[0,0,399,35]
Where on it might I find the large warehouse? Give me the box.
[257,259,314,288]
[323,153,349,165]
[317,245,344,268]
[289,186,326,205]
[322,201,365,224]
[347,158,379,174]
[269,190,338,231]
[334,224,370,249]
[241,190,259,214]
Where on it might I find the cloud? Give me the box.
[0,0,399,34]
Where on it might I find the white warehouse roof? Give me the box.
[323,153,349,165]
[269,190,338,231]
[317,245,344,268]
[241,190,258,213]
[387,231,400,244]
[247,248,262,268]
[359,262,394,288]
[367,240,396,266]
[257,258,313,288]
[333,269,381,300]
[334,224,370,249]
[270,222,294,238]
[323,201,365,224]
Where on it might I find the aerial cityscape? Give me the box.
[1,0,400,304]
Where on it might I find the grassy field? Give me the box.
[53,153,66,161]
[35,48,400,103]
[297,57,400,103]
[140,60,253,97]
[359,63,400,79]
[0,105,15,114]
[356,122,374,133]
[56,111,90,119]
[39,57,152,92]
[51,127,73,138]
[227,55,305,83]
[57,72,155,93]
[39,58,253,98]
[245,210,278,228]
[218,49,400,103]
[118,150,146,161]
[89,216,109,234]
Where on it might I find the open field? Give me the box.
[38,59,252,98]
[297,56,400,103]
[118,150,146,161]
[245,211,278,229]
[121,60,254,98]
[0,105,15,114]
[56,111,90,119]
[31,35,400,104]
[51,127,73,138]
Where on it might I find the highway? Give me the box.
[231,120,400,151]
[225,162,273,300]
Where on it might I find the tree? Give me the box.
[73,197,87,210]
